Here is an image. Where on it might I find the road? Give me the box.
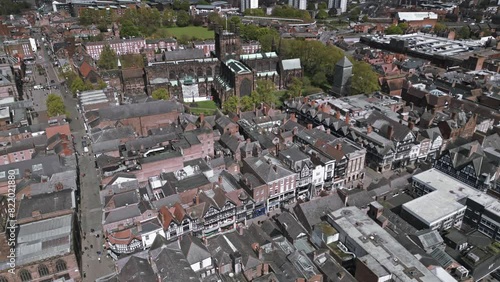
[31,29,115,280]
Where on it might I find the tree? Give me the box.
[172,0,190,11]
[457,26,471,39]
[254,80,278,106]
[318,2,327,10]
[397,22,409,33]
[152,88,170,100]
[120,20,141,38]
[434,22,446,33]
[287,77,303,98]
[351,61,380,95]
[176,11,191,27]
[241,96,254,111]
[244,8,265,16]
[223,96,240,113]
[362,15,369,22]
[46,94,66,117]
[385,24,403,35]
[70,77,85,95]
[348,6,360,19]
[97,80,107,90]
[316,10,328,20]
[328,8,338,17]
[162,9,176,27]
[98,45,118,70]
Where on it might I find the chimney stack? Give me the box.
[367,124,373,134]
[290,113,297,122]
[326,128,331,135]
[451,111,457,121]
[387,125,394,140]
[307,124,313,130]
[218,175,223,184]
[345,114,350,124]
[199,113,204,123]
[246,138,251,144]
[335,110,341,119]
[336,143,342,151]
[408,121,415,130]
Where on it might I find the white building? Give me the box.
[335,0,347,14]
[288,0,307,10]
[401,169,482,231]
[240,0,258,12]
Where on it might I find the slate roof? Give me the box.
[117,256,156,282]
[294,194,345,232]
[163,48,204,61]
[336,56,352,68]
[179,235,211,265]
[365,111,413,141]
[95,100,183,121]
[151,247,198,281]
[17,189,74,221]
[244,155,295,184]
[276,212,308,241]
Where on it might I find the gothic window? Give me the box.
[179,71,185,79]
[169,71,176,80]
[197,67,203,77]
[19,270,32,282]
[55,259,67,272]
[215,66,220,76]
[188,69,195,77]
[206,67,212,77]
[240,78,252,97]
[38,264,50,277]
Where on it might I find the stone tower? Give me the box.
[215,24,242,60]
[332,56,353,96]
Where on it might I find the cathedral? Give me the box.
[144,24,303,104]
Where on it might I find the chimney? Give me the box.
[290,113,297,122]
[409,102,414,110]
[263,263,269,275]
[335,110,341,119]
[408,121,415,130]
[387,125,394,140]
[137,221,142,232]
[303,97,309,103]
[336,143,342,151]
[345,114,350,124]
[292,127,298,136]
[218,175,223,185]
[307,124,313,130]
[196,192,200,205]
[258,247,263,260]
[451,111,457,121]
[272,165,277,172]
[31,210,41,219]
[367,124,373,134]
[237,106,241,116]
[199,113,204,123]
[246,138,251,144]
[326,128,331,135]
[203,236,208,246]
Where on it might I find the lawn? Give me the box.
[187,100,219,115]
[165,26,214,40]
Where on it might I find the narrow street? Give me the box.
[31,29,115,280]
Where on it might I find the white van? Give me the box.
[33,85,43,90]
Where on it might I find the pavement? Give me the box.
[28,30,115,281]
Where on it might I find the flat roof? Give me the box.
[328,207,441,282]
[404,169,485,225]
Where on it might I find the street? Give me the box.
[29,30,115,280]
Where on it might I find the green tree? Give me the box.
[98,45,118,70]
[70,77,85,95]
[240,96,254,111]
[351,61,380,95]
[318,2,327,10]
[97,80,107,89]
[173,0,190,11]
[287,77,303,98]
[316,10,328,20]
[230,16,241,26]
[398,22,409,32]
[244,8,265,16]
[254,80,278,106]
[120,20,141,38]
[162,9,176,27]
[348,6,360,19]
[434,22,446,33]
[385,24,403,35]
[457,26,471,39]
[223,96,240,113]
[152,88,170,100]
[46,94,66,117]
[176,11,191,27]
[362,15,369,22]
